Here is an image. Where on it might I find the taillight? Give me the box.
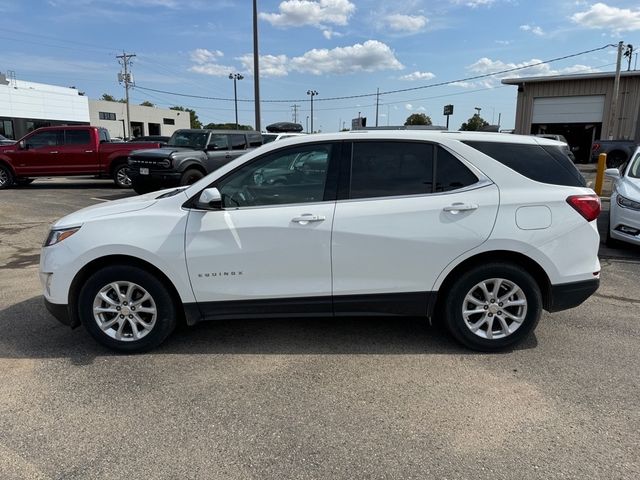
[592,143,600,151]
[566,195,601,222]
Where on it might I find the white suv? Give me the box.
[40,131,601,352]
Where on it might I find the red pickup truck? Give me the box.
[0,126,161,189]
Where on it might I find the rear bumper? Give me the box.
[547,278,599,312]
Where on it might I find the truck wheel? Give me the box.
[179,169,204,186]
[0,164,15,189]
[112,163,132,188]
[132,178,156,195]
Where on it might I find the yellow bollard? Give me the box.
[594,153,607,196]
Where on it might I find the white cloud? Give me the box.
[189,63,234,77]
[190,48,224,64]
[237,54,290,77]
[495,40,511,45]
[520,24,544,36]
[289,40,403,75]
[260,0,355,29]
[191,40,403,78]
[322,28,343,39]
[571,2,640,32]
[450,0,496,7]
[463,57,602,87]
[385,14,428,32]
[399,71,436,81]
[405,103,413,110]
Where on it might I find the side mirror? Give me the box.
[206,144,220,151]
[604,168,620,179]
[18,140,27,150]
[197,187,222,209]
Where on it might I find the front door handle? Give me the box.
[50,151,59,154]
[292,214,326,224]
[443,203,478,213]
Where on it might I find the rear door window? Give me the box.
[228,134,247,150]
[463,141,586,187]
[63,129,91,145]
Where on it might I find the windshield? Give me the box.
[628,152,640,179]
[166,131,209,149]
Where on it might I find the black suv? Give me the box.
[128,129,262,194]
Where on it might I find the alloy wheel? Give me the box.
[92,281,157,342]
[462,278,528,340]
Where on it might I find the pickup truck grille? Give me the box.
[129,158,171,169]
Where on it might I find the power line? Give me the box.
[133,44,615,104]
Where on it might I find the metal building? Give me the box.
[502,71,640,162]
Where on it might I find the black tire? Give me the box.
[112,163,132,188]
[606,151,627,169]
[132,178,156,195]
[443,263,542,351]
[15,178,34,186]
[78,265,178,352]
[0,163,15,189]
[179,168,204,186]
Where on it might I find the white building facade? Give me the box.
[0,72,90,140]
[89,100,190,139]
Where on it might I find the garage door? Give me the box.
[532,95,605,124]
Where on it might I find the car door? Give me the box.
[9,130,63,175]
[331,140,499,315]
[57,129,99,174]
[203,133,232,172]
[184,142,340,318]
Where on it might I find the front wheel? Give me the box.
[78,265,178,352]
[112,163,132,188]
[0,164,15,189]
[179,168,204,186]
[443,263,542,351]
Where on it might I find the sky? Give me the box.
[0,0,639,132]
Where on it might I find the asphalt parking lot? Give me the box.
[1,178,639,480]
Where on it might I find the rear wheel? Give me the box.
[78,265,177,352]
[112,163,132,188]
[0,164,15,189]
[444,263,542,351]
[606,151,627,169]
[179,168,204,186]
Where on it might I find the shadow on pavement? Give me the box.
[0,296,538,361]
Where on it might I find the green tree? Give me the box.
[140,100,155,107]
[404,113,432,126]
[170,106,202,128]
[101,93,116,101]
[460,114,490,131]
[203,122,253,130]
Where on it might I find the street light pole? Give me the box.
[229,73,244,130]
[307,90,318,133]
[252,0,261,131]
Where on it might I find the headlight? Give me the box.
[617,194,640,211]
[44,226,81,247]
[158,157,172,168]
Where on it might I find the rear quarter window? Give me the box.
[463,141,586,187]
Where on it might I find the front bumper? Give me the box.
[609,196,640,246]
[547,278,599,312]
[44,298,77,327]
[129,168,182,184]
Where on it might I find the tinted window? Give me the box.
[163,118,175,125]
[229,134,247,150]
[350,142,434,199]
[207,134,228,150]
[262,134,277,144]
[26,131,62,148]
[218,144,332,207]
[628,153,640,179]
[463,141,586,187]
[99,129,110,143]
[435,146,479,192]
[247,133,263,147]
[64,129,91,145]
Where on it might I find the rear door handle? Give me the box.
[50,151,59,154]
[292,214,326,224]
[443,203,478,213]
[85,150,94,153]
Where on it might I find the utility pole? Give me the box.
[608,41,624,140]
[375,87,380,127]
[291,104,300,123]
[252,0,261,131]
[116,51,136,139]
[623,44,634,71]
[307,90,318,133]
